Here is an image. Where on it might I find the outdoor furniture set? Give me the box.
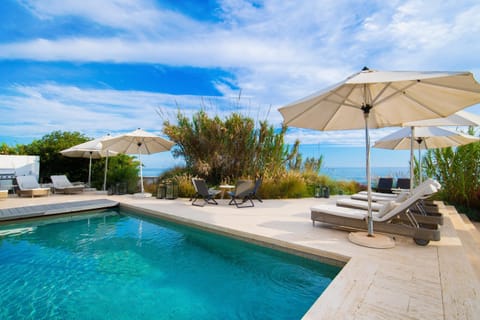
[191,178,262,208]
[12,175,85,198]
[311,179,444,246]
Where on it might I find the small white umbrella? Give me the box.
[60,135,117,189]
[279,67,480,247]
[403,110,480,127]
[374,126,480,184]
[101,129,174,197]
[399,111,480,189]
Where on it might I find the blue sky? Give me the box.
[1,0,480,170]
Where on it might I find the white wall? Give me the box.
[0,155,40,179]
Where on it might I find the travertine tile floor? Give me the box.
[1,194,479,319]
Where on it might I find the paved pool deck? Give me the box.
[1,193,479,319]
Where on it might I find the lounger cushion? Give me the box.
[311,205,368,220]
[377,201,397,218]
[395,192,409,202]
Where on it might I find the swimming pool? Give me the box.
[0,208,340,319]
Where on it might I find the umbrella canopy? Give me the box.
[101,129,175,195]
[60,135,117,189]
[279,67,480,243]
[375,126,479,185]
[403,110,480,127]
[374,126,480,150]
[401,110,480,189]
[279,69,480,131]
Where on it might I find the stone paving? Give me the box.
[1,193,479,319]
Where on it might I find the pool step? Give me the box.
[0,199,119,222]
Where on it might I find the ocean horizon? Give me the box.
[142,166,410,185]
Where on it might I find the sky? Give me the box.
[1,0,480,170]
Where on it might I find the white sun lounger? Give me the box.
[311,180,441,245]
[15,175,50,198]
[351,179,441,201]
[50,175,85,194]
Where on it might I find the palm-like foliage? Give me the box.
[163,111,300,184]
[423,127,480,212]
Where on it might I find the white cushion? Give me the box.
[377,201,397,218]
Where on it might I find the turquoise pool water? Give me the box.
[0,209,340,319]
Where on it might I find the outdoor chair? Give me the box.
[191,179,220,207]
[396,178,411,190]
[228,180,255,208]
[374,177,393,193]
[311,179,442,245]
[250,177,263,203]
[50,175,85,194]
[15,175,50,198]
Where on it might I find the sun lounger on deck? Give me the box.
[311,180,442,245]
[0,190,7,200]
[351,179,442,213]
[352,191,402,201]
[15,175,50,198]
[50,175,85,194]
[337,183,443,226]
[396,178,411,190]
[374,177,394,193]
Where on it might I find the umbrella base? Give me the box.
[133,192,152,198]
[348,231,395,249]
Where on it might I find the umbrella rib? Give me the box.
[330,86,359,108]
[374,82,417,106]
[322,86,361,129]
[402,94,446,117]
[283,100,319,125]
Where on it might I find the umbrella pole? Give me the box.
[88,152,92,187]
[103,150,109,191]
[348,104,394,248]
[138,150,144,193]
[410,127,415,192]
[418,140,423,184]
[364,108,374,236]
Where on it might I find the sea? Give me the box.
[142,166,409,185]
[140,144,411,185]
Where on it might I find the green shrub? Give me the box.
[174,174,197,198]
[159,167,362,199]
[261,172,308,199]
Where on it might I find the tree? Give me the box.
[23,131,90,183]
[1,131,140,192]
[423,127,480,215]
[163,111,300,184]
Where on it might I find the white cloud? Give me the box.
[0,83,276,141]
[18,0,199,36]
[3,0,480,147]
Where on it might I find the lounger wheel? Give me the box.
[414,238,430,246]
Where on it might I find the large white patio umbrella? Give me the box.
[374,126,480,185]
[278,67,480,247]
[101,129,175,197]
[60,135,117,190]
